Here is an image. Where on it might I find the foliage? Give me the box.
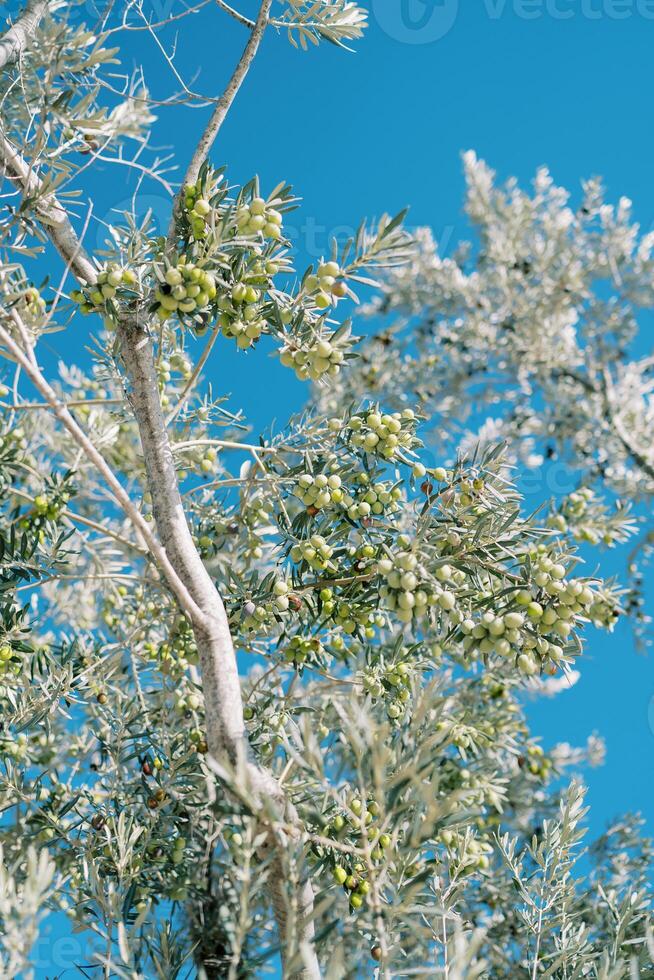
[0,2,651,978]
[325,152,654,643]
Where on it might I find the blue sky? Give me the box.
[24,0,654,972]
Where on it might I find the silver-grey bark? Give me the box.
[117,313,321,979]
[0,0,49,71]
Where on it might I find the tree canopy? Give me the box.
[0,2,651,978]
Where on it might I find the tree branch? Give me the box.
[0,308,204,624]
[553,369,654,480]
[166,0,272,244]
[184,0,271,182]
[214,0,255,29]
[115,312,249,759]
[116,312,320,979]
[553,366,654,484]
[600,368,654,484]
[165,322,220,426]
[5,310,321,978]
[0,133,97,285]
[0,0,49,71]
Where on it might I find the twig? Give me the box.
[0,133,97,284]
[600,368,654,483]
[103,0,212,35]
[214,0,255,28]
[166,0,272,245]
[1,397,124,411]
[166,323,220,426]
[9,485,146,557]
[174,438,280,454]
[14,572,139,594]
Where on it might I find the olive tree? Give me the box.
[0,3,652,978]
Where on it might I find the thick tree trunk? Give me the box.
[116,314,321,979]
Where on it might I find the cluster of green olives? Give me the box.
[182,180,217,239]
[154,261,217,322]
[30,491,66,521]
[511,560,598,673]
[239,579,300,634]
[270,578,296,612]
[102,578,167,631]
[279,332,348,382]
[362,660,413,720]
[294,471,344,510]
[235,197,283,240]
[457,546,615,674]
[18,489,69,540]
[461,610,533,665]
[330,597,380,638]
[71,263,138,314]
[159,351,193,385]
[332,866,371,910]
[303,260,346,310]
[452,474,490,510]
[1,278,46,327]
[586,591,621,629]
[0,643,21,679]
[185,445,219,481]
[174,688,202,716]
[292,469,402,523]
[345,408,420,461]
[169,835,187,866]
[242,704,289,758]
[209,493,274,564]
[326,798,391,910]
[217,280,268,349]
[129,840,189,905]
[440,829,493,877]
[143,616,199,677]
[345,475,403,520]
[283,634,323,665]
[522,742,553,779]
[377,550,458,625]
[0,731,28,760]
[189,728,208,754]
[290,535,337,574]
[315,580,384,642]
[550,486,621,547]
[555,487,595,524]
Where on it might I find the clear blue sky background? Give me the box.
[28,0,654,973]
